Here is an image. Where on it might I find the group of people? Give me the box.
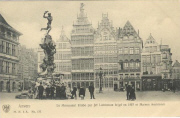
[71,83,95,100]
[126,84,136,101]
[28,82,68,100]
[28,82,95,100]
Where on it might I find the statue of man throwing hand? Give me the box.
[41,11,53,34]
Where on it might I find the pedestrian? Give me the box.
[79,86,85,100]
[38,82,44,100]
[126,84,131,100]
[45,85,50,99]
[129,86,136,101]
[173,85,176,93]
[89,83,95,99]
[61,83,66,99]
[56,84,61,99]
[71,85,77,99]
[50,85,55,99]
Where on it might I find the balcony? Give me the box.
[119,69,140,73]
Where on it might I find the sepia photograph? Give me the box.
[0,0,180,117]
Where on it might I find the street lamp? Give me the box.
[8,75,11,93]
[99,67,103,93]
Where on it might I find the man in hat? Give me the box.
[71,84,77,99]
[89,83,95,99]
[126,83,132,100]
[79,85,85,100]
[38,82,44,100]
[45,85,50,99]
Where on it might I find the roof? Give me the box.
[0,14,13,28]
[144,33,158,46]
[57,26,69,42]
[173,60,180,67]
[0,14,22,35]
[122,21,138,36]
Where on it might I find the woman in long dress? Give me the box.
[130,86,136,101]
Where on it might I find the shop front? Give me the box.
[142,74,162,91]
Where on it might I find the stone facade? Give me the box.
[94,13,118,90]
[71,3,95,88]
[172,60,180,90]
[117,21,143,91]
[141,34,172,91]
[54,27,71,87]
[0,14,22,92]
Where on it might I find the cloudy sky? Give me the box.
[0,1,180,61]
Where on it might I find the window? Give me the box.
[130,62,134,68]
[119,48,123,54]
[0,40,2,53]
[135,62,140,68]
[135,48,140,54]
[12,63,15,74]
[130,48,134,54]
[124,48,128,54]
[2,41,5,53]
[124,62,128,68]
[120,74,123,79]
[0,60,3,73]
[162,53,167,59]
[6,62,10,73]
[6,42,10,54]
[12,45,15,56]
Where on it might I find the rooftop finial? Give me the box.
[80,3,85,11]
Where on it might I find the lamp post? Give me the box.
[99,67,103,93]
[8,75,11,93]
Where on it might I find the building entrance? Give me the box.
[0,81,4,92]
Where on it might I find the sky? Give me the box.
[0,0,180,62]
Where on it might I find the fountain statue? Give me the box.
[39,11,56,77]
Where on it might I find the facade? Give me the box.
[172,60,180,90]
[18,45,38,90]
[0,14,22,92]
[54,27,71,87]
[71,3,95,88]
[117,21,143,91]
[94,13,118,91]
[141,34,172,91]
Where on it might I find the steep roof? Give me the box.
[173,60,180,67]
[0,13,22,35]
[0,14,13,28]
[121,21,138,37]
[145,34,158,45]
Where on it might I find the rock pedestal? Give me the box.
[39,34,56,77]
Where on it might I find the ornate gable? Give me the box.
[96,13,116,42]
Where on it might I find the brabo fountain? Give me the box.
[39,11,56,78]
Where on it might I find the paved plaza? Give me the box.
[0,90,180,102]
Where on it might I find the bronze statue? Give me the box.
[39,11,56,77]
[40,11,53,34]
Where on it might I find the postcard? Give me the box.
[0,0,180,117]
